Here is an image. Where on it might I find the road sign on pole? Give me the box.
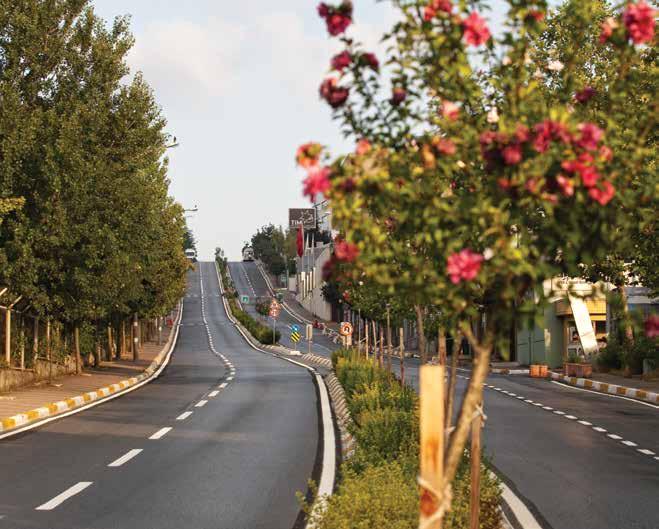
[241,295,249,304]
[291,324,301,344]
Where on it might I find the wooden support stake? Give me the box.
[365,320,369,360]
[5,308,11,366]
[470,400,483,529]
[379,327,384,369]
[420,365,445,529]
[399,327,405,385]
[372,320,377,362]
[132,314,139,362]
[386,307,392,374]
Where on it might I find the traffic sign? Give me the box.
[241,295,249,304]
[306,324,313,341]
[340,322,354,336]
[268,299,281,319]
[291,324,301,343]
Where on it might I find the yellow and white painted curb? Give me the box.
[550,372,659,405]
[0,305,182,437]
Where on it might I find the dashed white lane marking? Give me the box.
[176,411,193,421]
[227,376,234,382]
[209,390,220,398]
[473,375,658,462]
[195,400,208,408]
[149,427,172,440]
[219,383,228,389]
[36,482,93,510]
[108,449,142,468]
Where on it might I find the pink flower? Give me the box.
[391,87,407,106]
[320,77,350,108]
[576,122,604,151]
[331,50,352,71]
[515,124,530,143]
[361,52,379,71]
[334,239,360,262]
[447,249,484,284]
[356,139,371,155]
[440,100,460,121]
[533,120,571,153]
[645,314,659,338]
[303,166,332,201]
[527,10,545,22]
[575,86,596,103]
[424,0,453,21]
[599,145,613,162]
[502,144,522,165]
[623,1,656,44]
[588,180,615,205]
[556,175,575,197]
[462,12,491,47]
[296,142,323,168]
[318,2,353,36]
[434,137,456,156]
[599,17,618,44]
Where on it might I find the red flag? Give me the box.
[297,224,304,258]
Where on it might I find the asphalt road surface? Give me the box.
[229,260,659,529]
[0,263,320,529]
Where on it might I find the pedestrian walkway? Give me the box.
[0,317,177,427]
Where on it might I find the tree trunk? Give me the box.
[386,308,392,373]
[618,283,634,344]
[438,326,447,366]
[74,325,82,374]
[470,399,483,529]
[132,314,139,362]
[445,331,461,435]
[120,320,127,359]
[414,305,427,364]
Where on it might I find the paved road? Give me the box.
[230,261,659,529]
[228,261,336,355]
[0,263,319,529]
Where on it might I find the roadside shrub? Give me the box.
[306,461,418,529]
[350,407,418,464]
[624,335,658,374]
[595,342,623,372]
[227,298,281,345]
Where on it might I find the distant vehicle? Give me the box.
[242,246,255,262]
[185,248,197,262]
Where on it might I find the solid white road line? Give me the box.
[209,390,220,397]
[551,380,659,409]
[36,482,93,510]
[195,400,208,408]
[108,449,143,468]
[176,411,193,421]
[149,427,172,440]
[495,474,543,529]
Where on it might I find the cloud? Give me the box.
[128,17,246,105]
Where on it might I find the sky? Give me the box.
[91,0,518,261]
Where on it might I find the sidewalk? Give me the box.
[550,370,659,405]
[0,311,179,434]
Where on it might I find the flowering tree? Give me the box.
[300,0,656,521]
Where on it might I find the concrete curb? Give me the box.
[550,371,659,405]
[491,368,530,375]
[324,373,356,460]
[0,305,182,436]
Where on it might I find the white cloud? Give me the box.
[128,18,246,105]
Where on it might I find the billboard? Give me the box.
[289,208,316,229]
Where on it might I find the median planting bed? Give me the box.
[305,349,502,529]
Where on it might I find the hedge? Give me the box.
[216,258,281,345]
[311,349,502,529]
